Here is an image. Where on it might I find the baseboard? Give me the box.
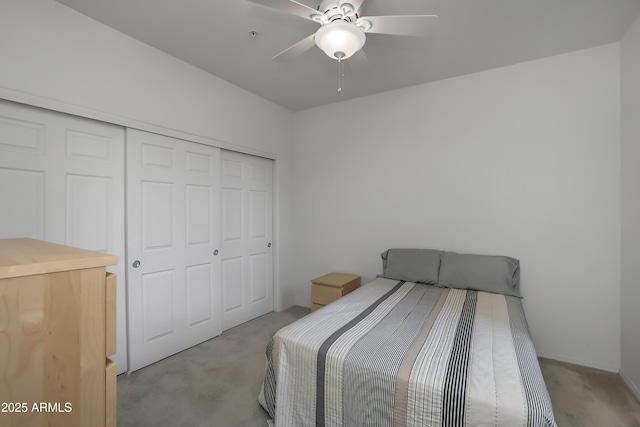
[619,369,640,401]
[538,354,640,401]
[537,352,619,373]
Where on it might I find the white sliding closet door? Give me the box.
[0,99,127,373]
[126,129,222,372]
[221,150,273,330]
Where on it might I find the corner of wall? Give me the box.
[620,369,640,402]
[620,11,640,401]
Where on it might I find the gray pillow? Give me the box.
[380,248,441,285]
[438,251,521,297]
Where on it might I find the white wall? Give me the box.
[0,0,626,375]
[620,14,640,398]
[0,0,296,311]
[292,44,621,371]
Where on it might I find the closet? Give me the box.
[0,99,274,373]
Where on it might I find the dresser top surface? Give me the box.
[0,238,117,279]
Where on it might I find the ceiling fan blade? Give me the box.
[272,34,316,62]
[247,0,321,22]
[359,15,438,37]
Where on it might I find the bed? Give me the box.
[260,249,557,426]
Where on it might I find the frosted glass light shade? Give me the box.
[315,20,366,60]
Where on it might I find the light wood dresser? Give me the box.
[0,238,117,427]
[311,272,361,312]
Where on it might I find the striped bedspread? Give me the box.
[262,278,557,427]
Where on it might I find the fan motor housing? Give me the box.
[319,0,358,23]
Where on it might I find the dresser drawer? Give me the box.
[106,273,117,357]
[106,358,117,427]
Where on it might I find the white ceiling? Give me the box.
[54,0,640,112]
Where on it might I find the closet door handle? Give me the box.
[268,242,271,248]
[213,249,219,256]
[132,260,141,268]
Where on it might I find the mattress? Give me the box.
[261,278,557,426]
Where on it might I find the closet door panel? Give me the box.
[0,99,127,374]
[0,168,44,239]
[0,114,45,153]
[186,185,212,246]
[186,263,214,326]
[141,181,174,251]
[220,150,273,330]
[65,174,112,251]
[127,129,221,372]
[222,256,244,312]
[142,269,176,341]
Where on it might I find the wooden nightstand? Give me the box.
[311,272,361,312]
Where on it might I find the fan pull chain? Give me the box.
[337,57,345,93]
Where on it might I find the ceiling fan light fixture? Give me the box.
[315,20,366,60]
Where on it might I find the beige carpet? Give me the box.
[540,357,640,427]
[117,306,640,427]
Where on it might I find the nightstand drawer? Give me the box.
[311,273,361,310]
[312,284,345,305]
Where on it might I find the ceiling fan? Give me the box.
[247,0,438,62]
